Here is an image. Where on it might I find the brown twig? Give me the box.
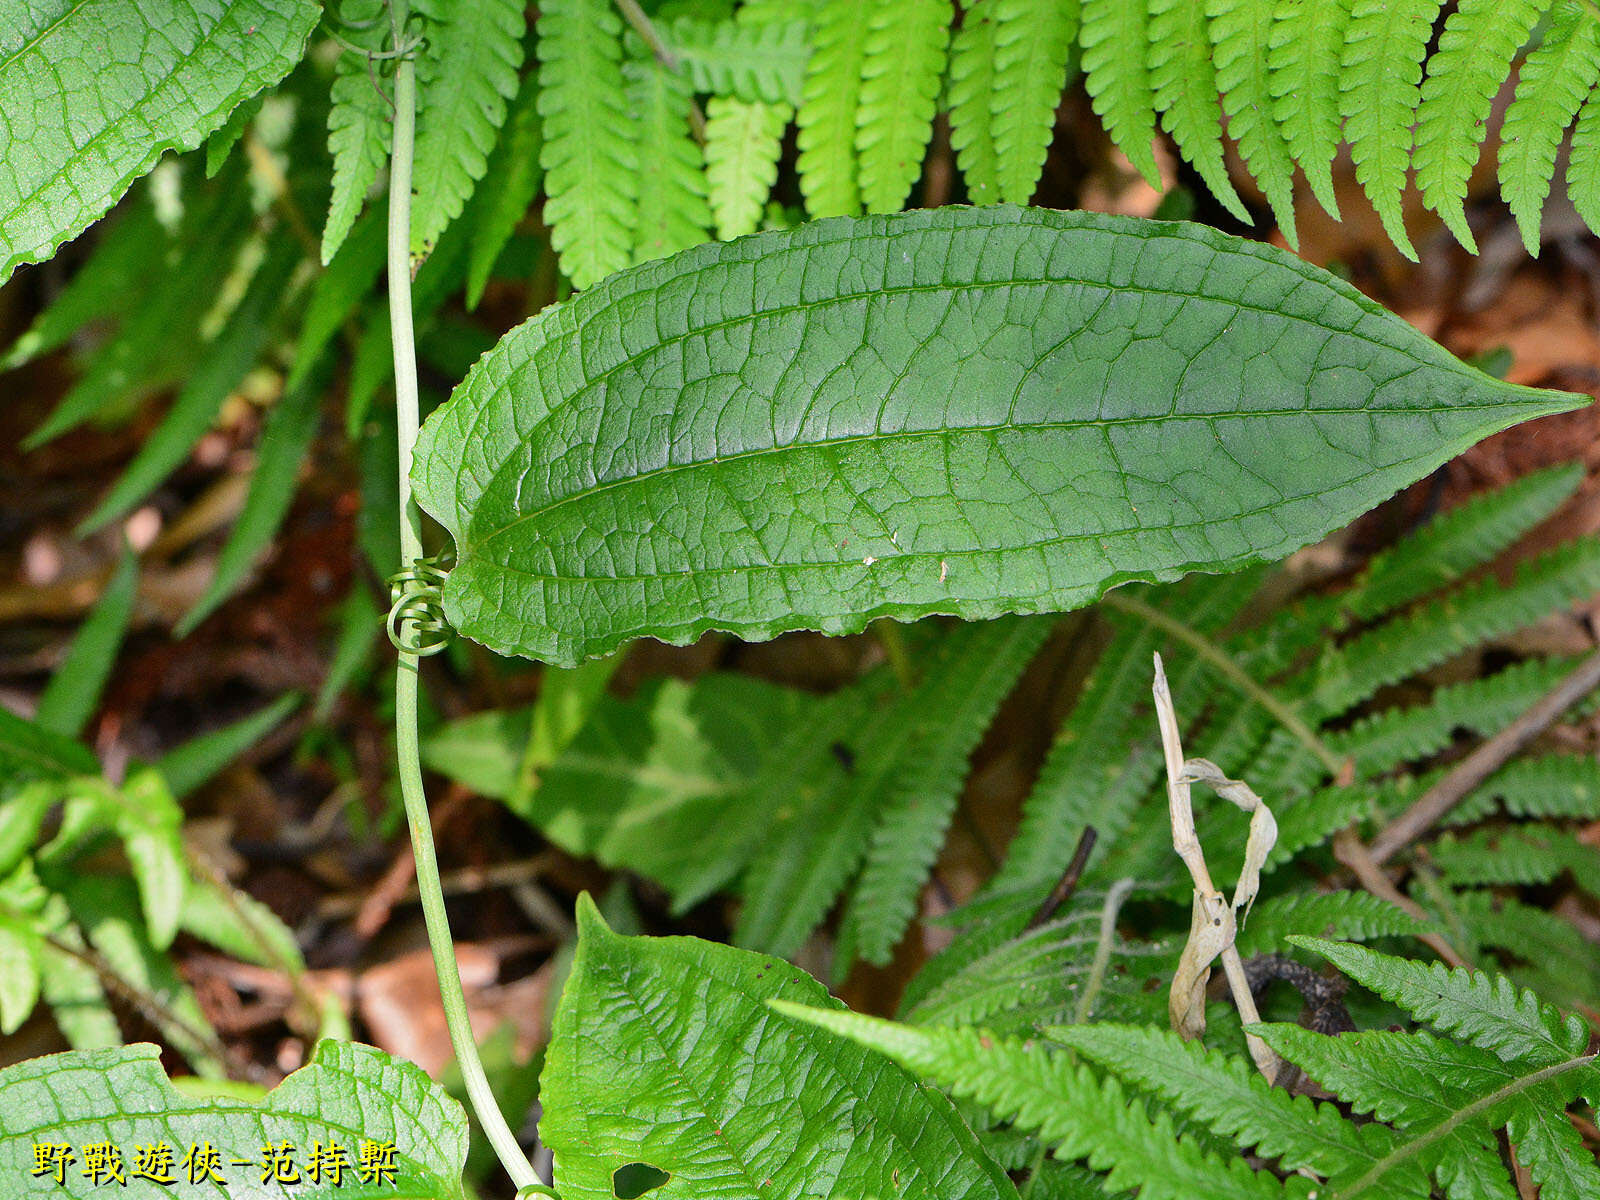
[1368,647,1600,865]
[613,0,707,142]
[352,784,471,938]
[1026,826,1097,929]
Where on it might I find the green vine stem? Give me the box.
[382,3,541,1192]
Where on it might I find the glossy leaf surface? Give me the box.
[414,206,1580,665]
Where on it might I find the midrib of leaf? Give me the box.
[1332,1052,1597,1198]
[469,404,1533,560]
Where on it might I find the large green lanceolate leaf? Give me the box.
[539,896,1016,1200]
[414,206,1582,666]
[0,0,321,285]
[0,1040,467,1198]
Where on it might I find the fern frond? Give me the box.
[704,95,790,240]
[1080,0,1160,186]
[1236,890,1424,957]
[903,896,1169,1031]
[1054,1023,1385,1180]
[1267,0,1351,219]
[990,0,1079,203]
[1499,1,1600,254]
[537,0,638,288]
[1339,0,1444,261]
[1260,1024,1558,1194]
[1306,535,1600,718]
[1331,656,1582,776]
[662,14,809,105]
[837,618,1054,971]
[1476,752,1600,820]
[1450,890,1600,1018]
[1292,936,1590,1065]
[770,1007,1298,1200]
[625,55,711,262]
[1207,0,1299,247]
[734,682,894,956]
[948,0,1001,203]
[465,74,543,308]
[1568,80,1600,233]
[1414,0,1550,251]
[1429,827,1575,888]
[322,51,390,265]
[1344,462,1582,623]
[1152,0,1250,223]
[795,0,867,216]
[411,0,525,264]
[856,0,950,212]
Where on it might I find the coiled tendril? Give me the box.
[387,555,452,655]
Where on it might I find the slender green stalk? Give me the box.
[384,5,540,1191]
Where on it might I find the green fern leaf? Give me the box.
[836,618,1053,972]
[1430,827,1576,888]
[323,52,390,265]
[902,891,1169,1031]
[1307,535,1600,718]
[464,74,544,308]
[1499,1,1600,254]
[991,0,1080,203]
[1259,1024,1566,1198]
[1414,0,1550,251]
[411,0,525,264]
[626,56,711,261]
[1267,0,1351,219]
[1446,891,1600,1016]
[704,95,790,239]
[796,0,868,216]
[1475,752,1600,820]
[662,14,810,105]
[537,0,638,287]
[1331,656,1584,776]
[1568,80,1600,233]
[1292,936,1590,1065]
[1152,0,1250,223]
[1207,0,1299,246]
[948,0,1003,203]
[1054,1023,1385,1180]
[771,1007,1301,1199]
[856,0,951,212]
[1344,462,1582,622]
[1236,890,1425,957]
[1339,0,1444,261]
[1081,0,1160,186]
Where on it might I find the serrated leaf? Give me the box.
[1208,0,1300,247]
[990,0,1079,204]
[323,51,391,266]
[537,0,638,288]
[1154,0,1250,223]
[411,0,526,264]
[704,95,788,240]
[663,14,810,106]
[1414,0,1549,251]
[1268,0,1352,219]
[466,73,543,307]
[412,206,1579,667]
[0,0,320,285]
[796,0,869,216]
[538,896,1015,1200]
[1080,0,1160,187]
[1339,0,1443,261]
[855,0,950,212]
[1292,936,1590,1066]
[0,1040,468,1199]
[1499,1,1600,254]
[0,914,42,1035]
